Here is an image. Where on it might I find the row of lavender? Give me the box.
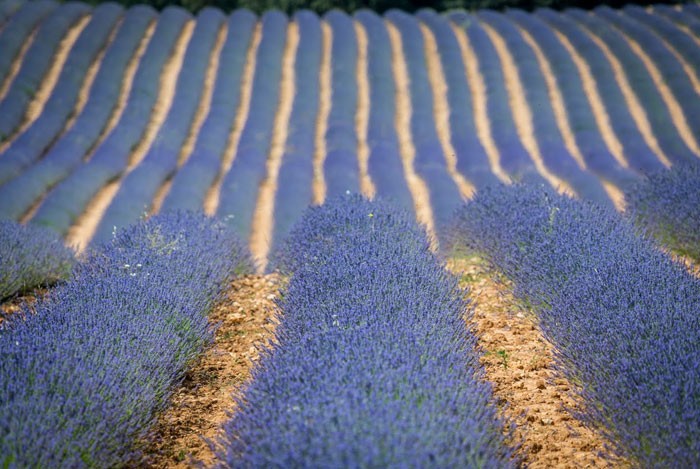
[0,212,251,465]
[1,3,699,250]
[214,195,515,466]
[0,163,697,464]
[447,172,700,466]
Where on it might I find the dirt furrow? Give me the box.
[84,20,156,162]
[518,26,625,210]
[386,20,438,247]
[126,20,194,171]
[448,258,618,469]
[354,20,376,199]
[481,22,575,197]
[518,27,586,171]
[176,23,227,169]
[0,29,37,102]
[249,22,298,272]
[204,23,261,216]
[134,274,282,468]
[578,23,671,167]
[649,29,700,95]
[420,22,475,200]
[66,20,194,251]
[553,29,630,170]
[0,14,91,153]
[65,180,120,251]
[615,27,700,157]
[150,21,228,215]
[311,21,332,205]
[451,24,510,184]
[62,17,123,138]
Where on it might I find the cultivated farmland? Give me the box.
[2,1,699,263]
[1,1,699,467]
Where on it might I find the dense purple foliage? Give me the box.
[0,219,74,301]
[448,184,700,466]
[217,195,515,467]
[0,211,251,466]
[625,163,700,261]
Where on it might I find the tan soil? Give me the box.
[133,273,282,468]
[614,26,700,157]
[149,179,173,216]
[353,21,376,199]
[312,21,332,205]
[447,257,621,469]
[577,22,671,168]
[657,16,700,49]
[176,23,227,169]
[420,22,476,200]
[0,289,44,325]
[61,17,122,137]
[518,27,587,171]
[150,21,228,216]
[84,20,156,162]
[0,30,37,103]
[64,179,120,251]
[204,23,261,216]
[481,22,576,198]
[451,24,511,184]
[249,22,299,272]
[649,29,700,95]
[518,26,624,210]
[552,30,630,170]
[126,20,194,172]
[64,21,194,250]
[0,14,90,153]
[20,20,155,231]
[386,20,438,248]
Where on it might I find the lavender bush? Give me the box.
[0,211,251,466]
[216,195,515,468]
[0,220,74,301]
[447,184,700,467]
[625,163,700,261]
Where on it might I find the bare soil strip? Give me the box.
[420,23,475,200]
[84,20,156,162]
[0,15,91,153]
[149,178,173,216]
[481,22,575,197]
[0,29,37,102]
[150,22,228,215]
[553,30,630,170]
[518,27,625,210]
[353,21,376,199]
[62,17,122,138]
[176,23,227,169]
[649,30,700,95]
[579,24,671,168]
[65,180,120,251]
[451,24,510,184]
[447,258,619,468]
[249,22,298,273]
[312,21,332,205]
[386,21,438,247]
[126,21,194,171]
[66,21,194,251]
[659,18,700,49]
[518,27,587,171]
[0,289,46,325]
[615,27,700,157]
[134,274,282,468]
[204,23,261,216]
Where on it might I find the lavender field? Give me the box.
[1,0,699,466]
